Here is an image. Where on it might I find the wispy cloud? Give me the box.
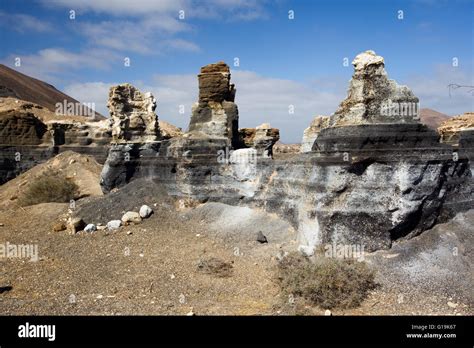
[1,48,120,82]
[63,69,346,143]
[78,19,195,54]
[39,0,268,20]
[0,11,54,33]
[407,64,473,116]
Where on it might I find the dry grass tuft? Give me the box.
[18,170,78,206]
[277,252,376,309]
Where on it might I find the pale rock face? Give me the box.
[438,112,474,145]
[84,223,97,233]
[229,148,258,181]
[139,205,153,218]
[238,123,280,157]
[300,115,330,152]
[107,220,122,230]
[121,211,142,224]
[330,50,419,126]
[67,217,86,234]
[108,84,160,143]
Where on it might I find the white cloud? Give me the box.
[407,64,473,116]
[40,0,268,20]
[78,20,196,54]
[39,0,186,16]
[0,11,53,33]
[63,64,474,144]
[63,82,114,116]
[62,70,346,143]
[1,48,120,82]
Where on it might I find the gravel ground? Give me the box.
[0,179,472,315]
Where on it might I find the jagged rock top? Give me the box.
[352,50,384,72]
[198,62,235,104]
[108,83,160,143]
[200,61,230,74]
[330,50,419,126]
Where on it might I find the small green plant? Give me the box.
[277,252,376,309]
[18,171,78,206]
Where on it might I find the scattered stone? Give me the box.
[298,245,315,257]
[447,301,458,309]
[0,223,4,227]
[139,205,153,218]
[197,257,233,278]
[121,211,142,224]
[126,231,132,235]
[325,309,332,316]
[52,221,67,232]
[67,217,86,234]
[256,231,268,243]
[106,220,122,230]
[84,223,97,233]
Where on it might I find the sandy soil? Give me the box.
[0,153,471,316]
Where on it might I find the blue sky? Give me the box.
[0,0,472,142]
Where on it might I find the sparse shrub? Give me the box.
[18,171,78,206]
[277,252,376,309]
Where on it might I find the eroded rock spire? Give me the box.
[108,83,160,143]
[331,50,419,126]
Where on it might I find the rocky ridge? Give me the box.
[99,51,473,253]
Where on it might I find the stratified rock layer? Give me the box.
[239,123,280,157]
[100,54,473,253]
[188,62,239,146]
[0,101,111,184]
[331,50,419,126]
[108,84,160,143]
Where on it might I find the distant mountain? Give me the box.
[0,64,102,118]
[419,108,450,129]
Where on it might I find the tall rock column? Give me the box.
[108,83,160,143]
[188,62,239,147]
[100,84,162,192]
[331,50,419,126]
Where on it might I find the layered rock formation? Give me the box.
[188,62,239,147]
[238,123,280,157]
[108,84,160,143]
[300,115,329,153]
[438,112,474,145]
[0,98,111,184]
[331,50,419,126]
[99,53,473,253]
[100,85,162,192]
